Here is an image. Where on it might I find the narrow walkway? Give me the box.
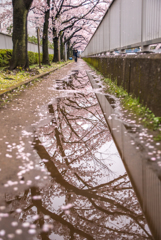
[0,60,152,240]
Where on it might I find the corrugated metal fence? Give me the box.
[83,0,161,56]
[0,32,53,54]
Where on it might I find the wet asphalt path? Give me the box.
[0,62,79,198]
[0,60,152,240]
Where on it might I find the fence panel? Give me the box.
[82,0,161,56]
[110,0,120,50]
[120,0,142,48]
[143,0,161,44]
[103,13,110,52]
[99,21,104,53]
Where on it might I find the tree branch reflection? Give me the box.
[6,71,152,239]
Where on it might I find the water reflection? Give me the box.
[5,71,152,239]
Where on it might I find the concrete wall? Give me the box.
[84,54,161,117]
[0,32,53,55]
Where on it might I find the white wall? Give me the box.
[0,32,53,54]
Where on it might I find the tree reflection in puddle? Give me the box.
[5,70,152,239]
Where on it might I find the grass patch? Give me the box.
[104,78,161,131]
[0,61,72,94]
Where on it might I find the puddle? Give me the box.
[0,69,152,239]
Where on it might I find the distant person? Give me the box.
[73,49,78,62]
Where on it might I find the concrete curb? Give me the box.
[87,70,161,240]
[0,62,72,98]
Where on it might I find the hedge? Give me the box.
[0,49,53,67]
[0,49,12,67]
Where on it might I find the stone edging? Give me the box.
[0,62,71,98]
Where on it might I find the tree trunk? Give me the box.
[42,0,50,65]
[60,35,64,60]
[10,0,33,70]
[52,28,58,62]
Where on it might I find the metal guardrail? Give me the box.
[82,0,161,56]
[0,32,53,54]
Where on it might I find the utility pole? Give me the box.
[65,43,67,61]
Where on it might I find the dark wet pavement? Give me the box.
[0,60,152,239]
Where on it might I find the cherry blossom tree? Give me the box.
[0,0,112,66]
[60,0,112,52]
[49,0,112,61]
